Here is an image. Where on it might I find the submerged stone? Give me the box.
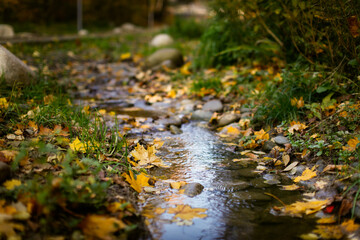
[180,182,204,197]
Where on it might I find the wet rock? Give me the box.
[250,178,271,188]
[0,24,14,38]
[191,110,213,121]
[240,112,252,119]
[0,45,35,85]
[158,116,182,127]
[217,113,241,127]
[143,48,184,70]
[233,191,272,202]
[180,100,195,114]
[263,174,281,185]
[295,165,306,175]
[262,140,276,152]
[212,181,250,192]
[0,162,11,184]
[273,135,290,145]
[170,125,183,134]
[180,182,204,197]
[315,187,337,200]
[315,159,326,173]
[236,168,258,178]
[150,33,174,47]
[202,99,223,112]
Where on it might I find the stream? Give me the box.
[72,62,316,240]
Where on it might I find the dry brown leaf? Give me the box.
[0,150,18,163]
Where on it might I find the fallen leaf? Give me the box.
[168,204,207,221]
[170,181,187,190]
[283,161,299,172]
[0,150,19,163]
[80,215,126,240]
[130,143,168,168]
[277,199,330,217]
[43,94,54,105]
[294,168,317,182]
[312,225,343,239]
[288,121,307,134]
[282,154,290,166]
[342,138,359,152]
[3,179,21,190]
[0,98,9,109]
[341,219,360,233]
[316,216,336,224]
[254,129,269,141]
[122,171,150,193]
[69,137,86,153]
[120,52,131,60]
[281,184,300,191]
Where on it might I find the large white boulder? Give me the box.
[0,24,15,38]
[150,34,174,47]
[0,45,35,84]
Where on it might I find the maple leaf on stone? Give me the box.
[168,204,207,221]
[294,167,317,182]
[130,143,168,168]
[122,171,150,193]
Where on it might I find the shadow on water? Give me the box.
[145,123,315,240]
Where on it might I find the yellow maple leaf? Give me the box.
[167,89,177,98]
[224,126,241,135]
[317,216,336,224]
[288,121,308,134]
[168,204,207,221]
[80,214,126,240]
[43,94,54,105]
[341,219,360,233]
[180,61,191,75]
[170,181,187,190]
[280,199,330,217]
[342,138,360,152]
[130,143,168,168]
[3,179,21,190]
[291,97,304,108]
[98,109,107,115]
[312,225,343,239]
[69,137,87,153]
[254,129,269,140]
[0,98,9,109]
[122,171,150,193]
[294,168,317,182]
[0,150,19,163]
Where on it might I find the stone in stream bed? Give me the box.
[202,99,223,112]
[217,113,241,127]
[191,110,213,121]
[262,140,276,152]
[232,191,272,202]
[169,125,183,134]
[180,182,204,197]
[211,181,250,192]
[143,48,184,70]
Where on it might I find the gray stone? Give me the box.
[191,110,213,121]
[217,113,241,127]
[262,140,276,152]
[273,135,290,145]
[144,48,184,70]
[233,191,272,202]
[202,99,223,112]
[315,159,326,173]
[158,116,182,127]
[0,162,11,184]
[0,45,35,85]
[263,174,281,185]
[180,182,204,197]
[113,27,122,34]
[150,33,174,47]
[170,125,183,134]
[212,181,250,192]
[121,23,136,32]
[250,178,271,188]
[295,165,306,175]
[0,24,14,38]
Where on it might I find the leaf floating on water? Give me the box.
[294,167,317,182]
[122,171,150,193]
[168,204,207,221]
[317,216,336,224]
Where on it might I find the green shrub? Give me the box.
[164,17,205,39]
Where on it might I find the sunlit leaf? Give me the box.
[0,98,9,109]
[130,143,168,168]
[80,214,126,240]
[120,52,131,60]
[341,219,360,233]
[276,199,330,217]
[168,204,207,221]
[3,179,21,190]
[254,129,269,141]
[122,171,150,193]
[317,216,336,224]
[69,137,87,153]
[288,121,307,134]
[294,168,317,182]
[342,138,359,152]
[281,184,300,191]
[170,181,187,190]
[0,150,19,163]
